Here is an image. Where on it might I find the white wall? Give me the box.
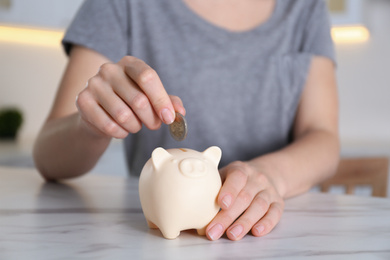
[335,0,390,154]
[0,0,83,29]
[0,41,67,143]
[0,0,82,143]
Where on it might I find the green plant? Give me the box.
[0,108,23,139]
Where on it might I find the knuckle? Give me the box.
[273,208,282,221]
[248,171,267,187]
[115,130,129,139]
[153,96,169,108]
[253,195,269,212]
[231,161,249,172]
[102,120,119,136]
[131,93,149,110]
[231,167,248,181]
[115,109,131,124]
[238,217,253,229]
[75,91,85,107]
[237,190,253,205]
[273,202,285,217]
[254,173,268,184]
[169,95,180,101]
[98,63,117,79]
[261,218,274,232]
[87,76,103,91]
[230,161,245,168]
[76,91,93,110]
[120,55,136,64]
[138,67,157,84]
[169,95,184,107]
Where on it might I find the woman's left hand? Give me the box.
[206,161,285,241]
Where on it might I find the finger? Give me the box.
[97,62,161,130]
[88,78,143,133]
[121,57,175,124]
[226,191,271,241]
[252,201,284,237]
[218,163,248,210]
[76,90,129,138]
[169,95,186,116]
[207,184,258,241]
[114,78,161,131]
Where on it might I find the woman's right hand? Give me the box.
[75,56,185,139]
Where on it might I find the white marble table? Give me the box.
[1,166,389,260]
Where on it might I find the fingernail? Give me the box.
[208,224,223,241]
[222,195,232,209]
[229,225,243,239]
[255,225,265,236]
[161,108,174,124]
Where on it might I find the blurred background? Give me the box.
[0,0,389,184]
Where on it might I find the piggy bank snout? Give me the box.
[179,158,207,177]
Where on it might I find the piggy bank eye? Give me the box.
[179,158,207,178]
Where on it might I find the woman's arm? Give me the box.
[206,56,339,241]
[33,46,184,180]
[252,56,340,198]
[33,46,112,180]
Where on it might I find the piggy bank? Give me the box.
[139,146,222,239]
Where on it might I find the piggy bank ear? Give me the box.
[152,147,172,170]
[203,146,222,166]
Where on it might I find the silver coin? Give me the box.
[169,112,188,141]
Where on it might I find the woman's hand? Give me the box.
[76,56,185,139]
[206,161,285,241]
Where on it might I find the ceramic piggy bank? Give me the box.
[139,146,222,239]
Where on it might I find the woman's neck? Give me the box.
[182,0,276,32]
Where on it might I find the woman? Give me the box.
[33,0,339,241]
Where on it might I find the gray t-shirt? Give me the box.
[63,0,335,176]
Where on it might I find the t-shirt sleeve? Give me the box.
[301,0,336,64]
[62,0,129,62]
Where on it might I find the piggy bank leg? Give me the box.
[196,226,206,236]
[159,228,180,240]
[146,219,158,229]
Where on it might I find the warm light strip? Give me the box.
[0,25,64,48]
[331,25,370,43]
[0,24,370,47]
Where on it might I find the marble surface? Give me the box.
[0,140,128,176]
[1,166,390,259]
